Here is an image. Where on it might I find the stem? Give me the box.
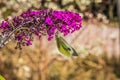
[0,27,29,47]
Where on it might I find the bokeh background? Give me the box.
[0,0,119,80]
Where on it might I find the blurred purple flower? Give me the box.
[0,9,82,49]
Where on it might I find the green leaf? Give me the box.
[0,75,6,80]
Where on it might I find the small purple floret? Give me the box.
[0,21,9,29]
[45,17,53,25]
[26,39,32,46]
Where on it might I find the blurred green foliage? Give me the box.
[0,75,6,80]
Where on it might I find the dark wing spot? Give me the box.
[67,47,72,51]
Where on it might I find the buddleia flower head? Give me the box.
[0,9,82,49]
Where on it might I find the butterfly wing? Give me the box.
[55,34,71,56]
[55,34,78,56]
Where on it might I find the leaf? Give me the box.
[0,75,6,80]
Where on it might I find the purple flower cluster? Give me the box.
[0,9,82,49]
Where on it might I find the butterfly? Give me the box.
[55,34,78,57]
